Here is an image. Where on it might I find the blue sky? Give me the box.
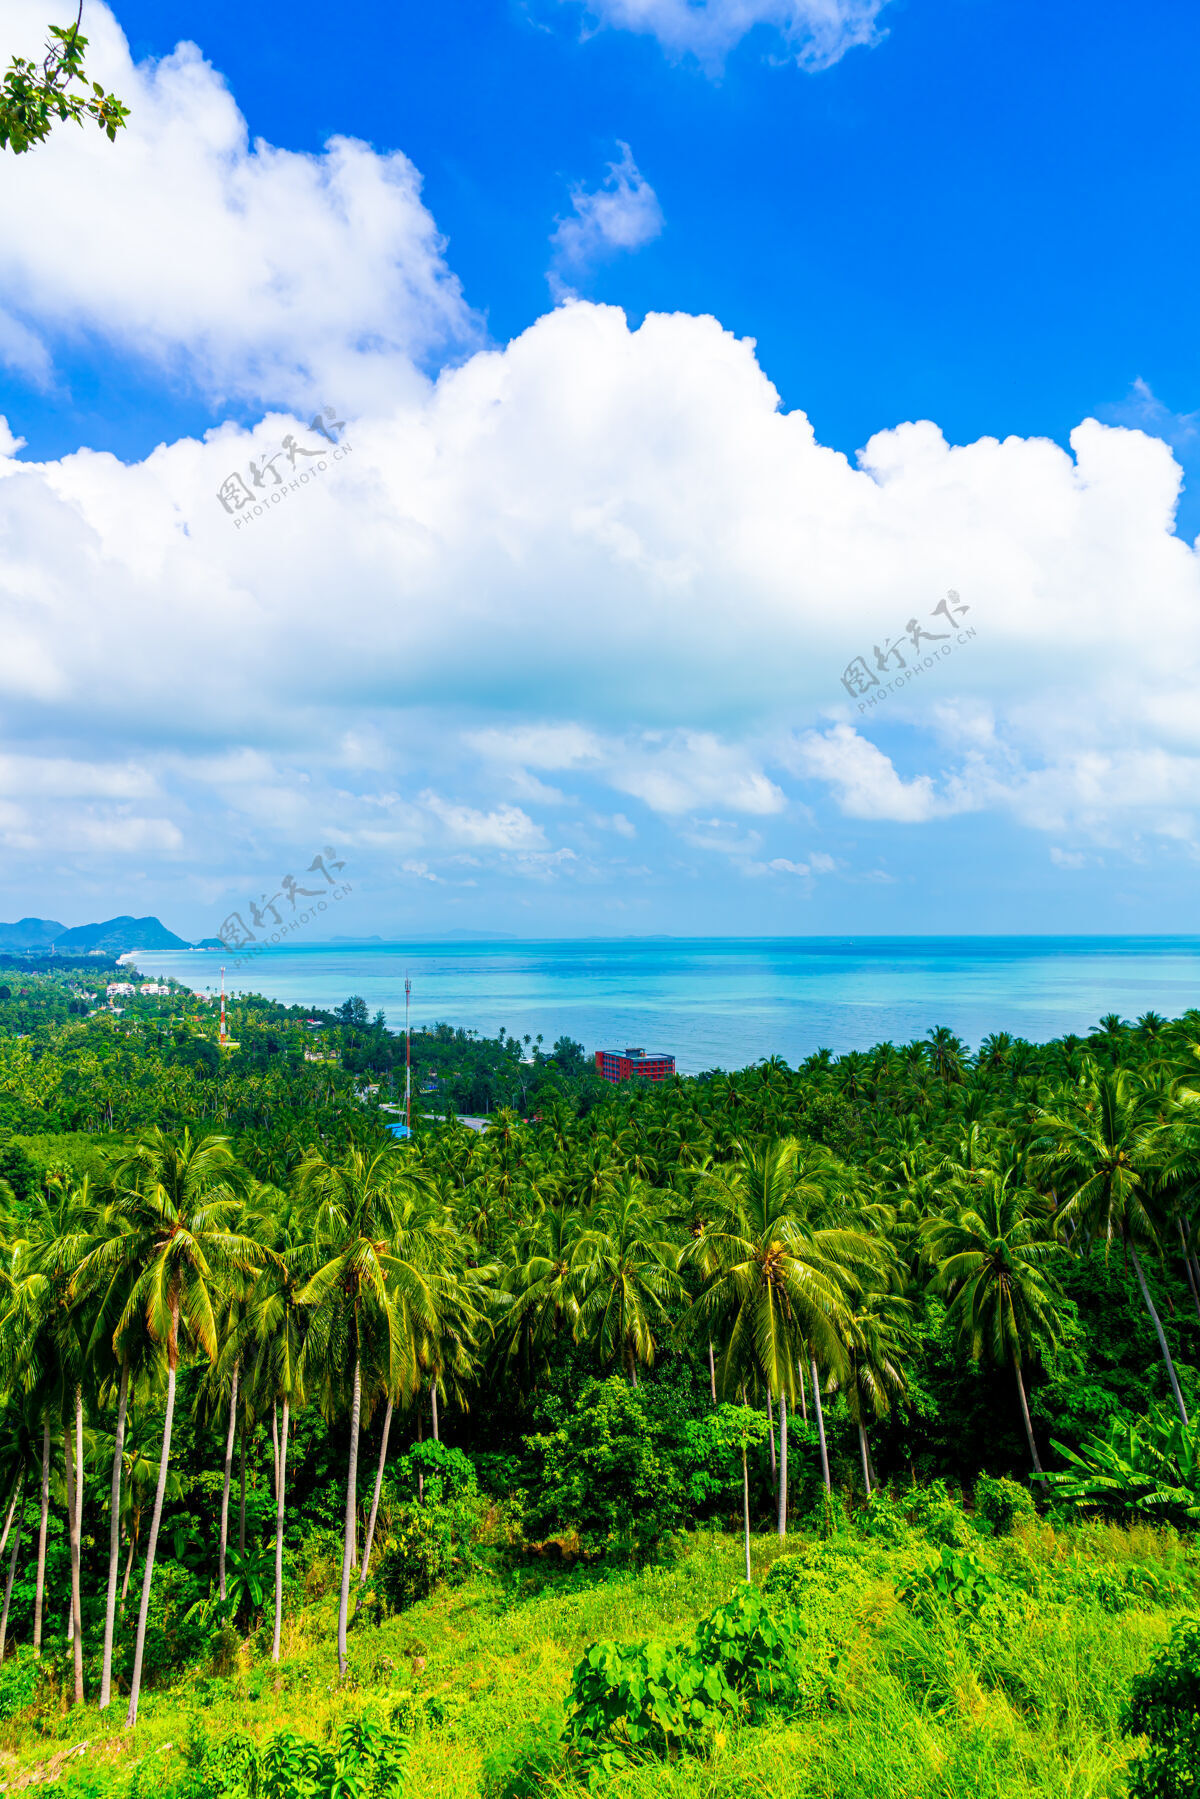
[0,0,1198,942]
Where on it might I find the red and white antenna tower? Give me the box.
[405,973,412,1134]
[219,966,227,1047]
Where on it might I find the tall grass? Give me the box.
[1,1516,1193,1799]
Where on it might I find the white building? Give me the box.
[106,982,135,998]
[139,982,171,996]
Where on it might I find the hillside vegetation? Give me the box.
[0,972,1197,1794]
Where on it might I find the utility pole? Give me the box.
[405,974,412,1135]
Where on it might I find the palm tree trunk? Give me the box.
[776,1391,788,1537]
[336,1356,362,1679]
[858,1422,872,1497]
[0,1474,24,1661]
[126,1354,177,1728]
[766,1389,776,1483]
[797,1359,808,1423]
[1178,1221,1200,1322]
[1012,1355,1045,1478]
[811,1359,831,1496]
[33,1417,50,1655]
[64,1421,83,1706]
[355,1398,393,1618]
[1131,1246,1189,1425]
[741,1441,751,1582]
[430,1381,440,1440]
[75,1388,83,1540]
[120,1532,135,1606]
[271,1398,289,1664]
[218,1359,239,1603]
[100,1364,129,1710]
[0,1465,22,1562]
[66,1388,83,1646]
[238,1428,247,1553]
[708,1341,717,1406]
[271,1401,280,1506]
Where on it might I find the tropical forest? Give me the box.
[0,957,1197,1799]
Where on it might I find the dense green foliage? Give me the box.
[0,969,1199,1790]
[1122,1618,1200,1799]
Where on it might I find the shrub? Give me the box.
[763,1539,870,1606]
[904,1480,975,1547]
[0,1646,41,1720]
[858,1481,972,1547]
[975,1474,1038,1536]
[183,1713,410,1799]
[521,1377,683,1559]
[373,1442,483,1613]
[376,1503,460,1613]
[676,1404,771,1517]
[1122,1617,1200,1799]
[692,1586,803,1714]
[898,1545,1003,1620]
[562,1585,802,1769]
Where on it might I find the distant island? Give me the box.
[0,914,217,957]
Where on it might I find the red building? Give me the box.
[595,1046,676,1083]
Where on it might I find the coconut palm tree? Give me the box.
[684,1140,874,1535]
[573,1176,683,1385]
[921,1170,1063,1477]
[1035,1069,1190,1423]
[499,1202,587,1385]
[297,1144,438,1678]
[246,1196,310,1662]
[835,1288,913,1495]
[98,1127,260,1726]
[10,1180,97,1703]
[115,1409,184,1614]
[71,1192,153,1710]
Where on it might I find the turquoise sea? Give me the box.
[131,936,1200,1075]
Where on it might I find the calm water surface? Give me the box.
[133,936,1200,1075]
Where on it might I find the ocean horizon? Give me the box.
[133,934,1200,1075]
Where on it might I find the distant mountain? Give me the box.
[0,917,66,952]
[53,915,192,955]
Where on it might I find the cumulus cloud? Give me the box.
[610,733,785,815]
[1,5,1199,918]
[559,0,887,71]
[549,144,663,297]
[0,0,476,410]
[789,727,950,822]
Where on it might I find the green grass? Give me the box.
[1,1517,1196,1799]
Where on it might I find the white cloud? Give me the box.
[0,754,156,798]
[1,5,1200,910]
[0,0,476,410]
[611,733,786,815]
[560,0,887,71]
[549,144,663,297]
[790,726,949,822]
[420,793,547,850]
[467,725,604,769]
